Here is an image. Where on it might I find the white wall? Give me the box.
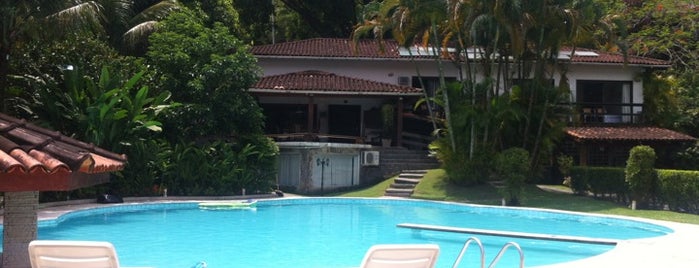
[257,58,461,85]
[259,58,647,106]
[564,64,645,104]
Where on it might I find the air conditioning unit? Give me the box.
[397,76,411,86]
[362,151,380,166]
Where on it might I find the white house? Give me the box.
[249,38,695,192]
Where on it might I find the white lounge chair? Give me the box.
[28,240,121,268]
[359,244,440,268]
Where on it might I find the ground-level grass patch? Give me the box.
[337,169,699,225]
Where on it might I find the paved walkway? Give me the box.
[10,195,699,268]
[538,217,699,268]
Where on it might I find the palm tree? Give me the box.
[117,0,180,55]
[354,0,458,150]
[0,0,178,112]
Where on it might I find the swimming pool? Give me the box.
[25,198,672,267]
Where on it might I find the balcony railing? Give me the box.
[564,102,644,125]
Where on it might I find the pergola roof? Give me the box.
[250,70,423,96]
[0,113,127,191]
[565,126,696,142]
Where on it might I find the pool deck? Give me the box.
[5,195,699,268]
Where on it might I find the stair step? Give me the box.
[386,188,414,194]
[399,173,426,179]
[395,177,421,184]
[384,192,412,197]
[390,183,417,189]
[403,170,428,174]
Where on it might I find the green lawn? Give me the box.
[336,169,699,225]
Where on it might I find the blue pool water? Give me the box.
[28,198,671,267]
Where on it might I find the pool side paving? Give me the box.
[3,195,699,268]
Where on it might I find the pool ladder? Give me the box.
[451,237,524,268]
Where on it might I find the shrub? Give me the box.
[586,167,628,202]
[429,138,491,186]
[625,145,658,208]
[568,166,589,195]
[494,147,530,206]
[657,169,699,213]
[557,154,573,182]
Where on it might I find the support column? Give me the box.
[579,143,589,166]
[2,191,39,268]
[307,95,315,133]
[396,97,404,147]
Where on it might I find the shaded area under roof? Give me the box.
[565,126,696,142]
[0,113,127,191]
[250,70,423,96]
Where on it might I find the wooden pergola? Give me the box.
[0,113,127,267]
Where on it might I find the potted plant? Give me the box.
[381,103,395,147]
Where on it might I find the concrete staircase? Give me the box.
[384,170,429,197]
[378,147,440,178]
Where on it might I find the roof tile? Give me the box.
[567,48,671,66]
[252,70,422,96]
[252,38,670,66]
[0,113,127,178]
[251,38,400,58]
[565,126,695,142]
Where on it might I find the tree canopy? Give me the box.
[146,8,264,141]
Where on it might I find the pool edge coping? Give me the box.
[3,196,699,268]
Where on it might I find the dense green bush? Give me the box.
[429,138,491,186]
[494,147,530,206]
[658,169,699,213]
[161,139,278,196]
[568,166,589,195]
[586,167,628,202]
[568,166,627,200]
[625,145,658,208]
[557,154,573,180]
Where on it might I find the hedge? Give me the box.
[657,169,699,214]
[569,166,699,214]
[569,166,628,202]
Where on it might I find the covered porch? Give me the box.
[563,126,696,167]
[251,70,424,147]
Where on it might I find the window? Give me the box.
[576,81,634,123]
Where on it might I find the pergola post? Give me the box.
[307,95,315,133]
[396,97,404,147]
[2,191,39,268]
[579,143,589,166]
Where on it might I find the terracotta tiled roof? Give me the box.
[251,38,401,58]
[565,48,671,66]
[251,38,670,67]
[0,113,127,191]
[565,126,696,142]
[251,70,422,96]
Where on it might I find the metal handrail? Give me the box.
[452,237,485,268]
[451,237,485,268]
[488,242,524,268]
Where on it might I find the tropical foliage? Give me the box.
[145,8,278,196]
[626,145,659,208]
[1,2,278,200]
[4,0,699,200]
[147,9,264,141]
[355,0,604,185]
[494,147,531,205]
